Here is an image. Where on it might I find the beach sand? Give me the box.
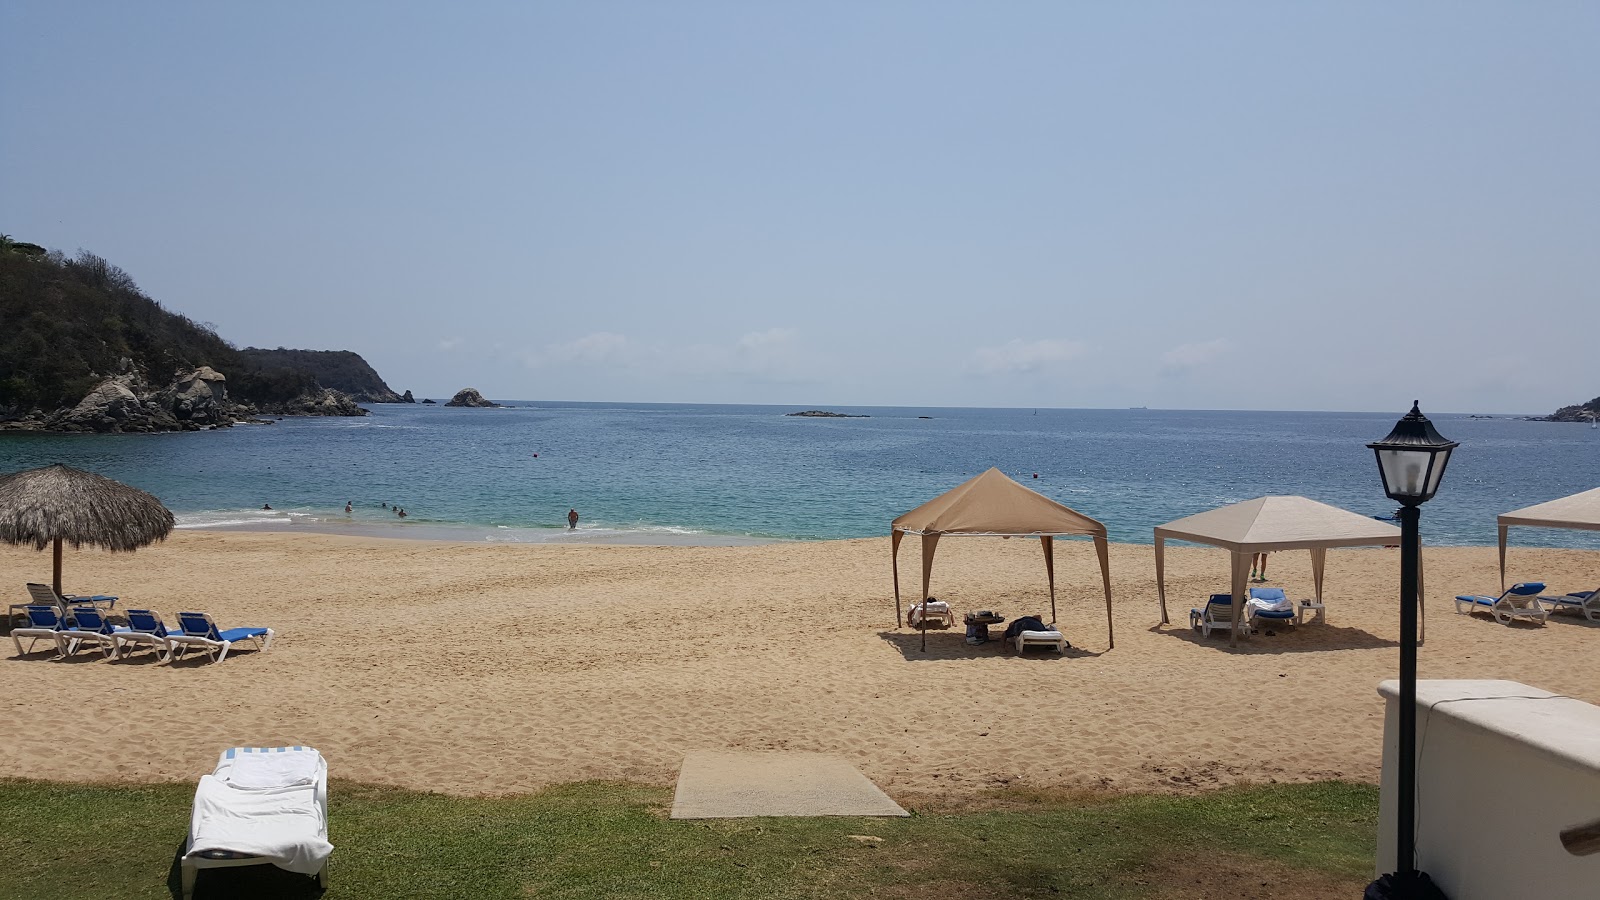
[4,532,1595,802]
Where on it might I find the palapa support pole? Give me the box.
[1041,536,1057,624]
[52,537,63,597]
[1497,523,1509,591]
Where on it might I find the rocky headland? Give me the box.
[445,388,500,408]
[1539,395,1599,422]
[786,409,869,418]
[0,239,397,433]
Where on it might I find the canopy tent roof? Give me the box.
[892,468,1106,537]
[890,469,1114,650]
[1154,496,1405,647]
[1497,487,1600,588]
[1154,495,1401,552]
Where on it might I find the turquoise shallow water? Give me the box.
[0,403,1595,547]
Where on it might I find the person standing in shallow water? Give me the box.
[568,508,579,530]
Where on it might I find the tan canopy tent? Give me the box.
[1498,487,1600,589]
[891,468,1114,651]
[1154,496,1410,647]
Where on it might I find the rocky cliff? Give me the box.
[236,348,412,403]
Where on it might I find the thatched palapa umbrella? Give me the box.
[0,464,174,596]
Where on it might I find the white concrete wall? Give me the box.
[1376,679,1600,899]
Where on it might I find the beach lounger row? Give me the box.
[1454,581,1600,625]
[9,605,273,663]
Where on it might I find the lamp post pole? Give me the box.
[1366,401,1456,898]
[1396,502,1421,878]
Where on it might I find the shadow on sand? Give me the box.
[1151,621,1399,654]
[877,629,1103,661]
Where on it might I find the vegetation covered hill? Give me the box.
[237,348,407,403]
[0,236,398,425]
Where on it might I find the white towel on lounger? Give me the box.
[227,749,320,789]
[187,756,332,875]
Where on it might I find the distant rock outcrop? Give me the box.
[786,409,868,418]
[401,390,415,403]
[445,388,499,408]
[420,398,437,404]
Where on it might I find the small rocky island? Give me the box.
[445,388,501,408]
[786,410,868,418]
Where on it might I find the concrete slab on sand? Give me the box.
[671,751,910,819]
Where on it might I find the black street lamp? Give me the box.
[1366,402,1457,899]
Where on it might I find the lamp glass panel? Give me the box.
[1423,447,1452,496]
[1377,448,1432,499]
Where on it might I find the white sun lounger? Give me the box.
[1013,626,1068,654]
[180,746,332,899]
[1538,586,1600,622]
[1453,582,1548,626]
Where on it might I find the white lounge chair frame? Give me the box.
[1539,587,1600,622]
[908,600,954,628]
[181,746,330,899]
[53,607,126,660]
[1454,584,1548,626]
[111,610,175,662]
[1190,598,1248,639]
[10,605,64,656]
[167,616,275,664]
[1013,627,1067,654]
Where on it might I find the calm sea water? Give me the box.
[0,404,1595,547]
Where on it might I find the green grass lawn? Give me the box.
[0,779,1376,899]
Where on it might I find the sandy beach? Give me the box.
[4,532,1595,802]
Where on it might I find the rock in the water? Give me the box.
[421,398,437,404]
[401,389,415,403]
[164,366,230,426]
[50,375,148,432]
[253,387,368,417]
[786,409,868,418]
[445,388,499,408]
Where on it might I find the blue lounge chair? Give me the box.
[1247,587,1297,629]
[113,609,175,661]
[1454,582,1548,626]
[10,605,66,656]
[55,606,131,659]
[167,612,275,664]
[1189,593,1247,638]
[1537,585,1600,622]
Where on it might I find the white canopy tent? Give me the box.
[891,468,1114,650]
[1498,487,1600,589]
[1154,496,1410,647]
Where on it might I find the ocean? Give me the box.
[0,403,1595,548]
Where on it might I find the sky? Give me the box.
[3,2,1597,412]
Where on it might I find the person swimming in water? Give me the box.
[262,504,272,510]
[345,501,352,514]
[568,508,579,530]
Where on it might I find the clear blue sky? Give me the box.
[4,2,1596,412]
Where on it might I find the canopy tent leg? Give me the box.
[919,533,940,653]
[1095,535,1114,650]
[1230,550,1250,648]
[1310,547,1326,607]
[1041,536,1057,624]
[890,530,904,628]
[1497,523,1509,592]
[1155,536,1168,625]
